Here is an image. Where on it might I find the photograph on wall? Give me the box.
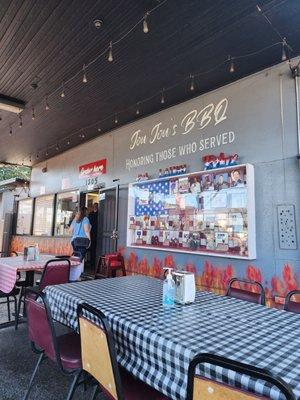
[189,176,201,194]
[214,173,230,190]
[201,174,214,191]
[230,168,245,187]
[178,176,190,193]
[169,179,179,195]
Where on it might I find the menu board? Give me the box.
[127,164,256,259]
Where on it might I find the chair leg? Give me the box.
[23,353,44,400]
[89,385,100,400]
[16,287,24,329]
[65,370,82,400]
[6,296,11,321]
[14,295,18,330]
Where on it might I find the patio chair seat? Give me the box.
[55,332,82,370]
[120,368,169,400]
[0,287,20,297]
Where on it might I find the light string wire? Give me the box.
[11,1,293,164]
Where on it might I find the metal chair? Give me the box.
[95,253,126,279]
[16,258,71,329]
[284,290,300,314]
[77,302,169,400]
[23,287,83,400]
[226,278,266,305]
[187,353,294,400]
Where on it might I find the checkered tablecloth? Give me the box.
[0,255,80,294]
[45,276,300,400]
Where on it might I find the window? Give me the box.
[16,198,33,235]
[54,191,78,236]
[33,195,54,236]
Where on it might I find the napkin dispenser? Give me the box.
[173,271,196,304]
[24,246,36,261]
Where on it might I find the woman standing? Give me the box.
[69,206,91,261]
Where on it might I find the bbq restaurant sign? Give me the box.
[125,98,236,170]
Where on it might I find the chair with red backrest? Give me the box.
[95,253,126,279]
[187,353,294,400]
[16,258,71,329]
[226,278,266,305]
[284,290,300,314]
[24,287,82,400]
[77,302,170,400]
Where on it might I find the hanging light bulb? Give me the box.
[9,126,12,136]
[97,127,101,132]
[67,138,70,145]
[45,97,50,110]
[189,74,195,91]
[143,12,149,33]
[136,102,140,115]
[79,132,85,139]
[19,114,23,128]
[82,64,87,83]
[45,150,49,156]
[282,38,287,62]
[161,89,165,104]
[60,83,65,98]
[114,114,118,124]
[108,42,113,62]
[229,56,235,73]
[55,143,59,151]
[32,107,35,120]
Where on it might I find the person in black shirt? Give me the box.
[88,203,99,270]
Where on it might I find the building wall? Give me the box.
[13,60,300,300]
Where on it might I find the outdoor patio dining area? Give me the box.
[0,0,300,399]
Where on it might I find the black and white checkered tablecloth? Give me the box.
[45,276,300,400]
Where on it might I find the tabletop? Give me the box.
[0,255,79,294]
[44,275,300,400]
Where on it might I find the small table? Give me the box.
[0,255,79,294]
[45,276,300,400]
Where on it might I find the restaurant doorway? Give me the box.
[97,185,119,259]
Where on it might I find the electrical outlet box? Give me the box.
[277,205,297,250]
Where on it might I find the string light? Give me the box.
[45,150,49,156]
[19,114,23,128]
[9,126,12,136]
[161,89,165,104]
[229,56,235,73]
[136,102,140,115]
[55,143,59,151]
[45,97,50,110]
[82,64,87,83]
[32,107,35,120]
[189,74,195,91]
[97,128,101,132]
[60,83,65,98]
[281,38,287,62]
[114,114,118,124]
[67,138,70,145]
[143,12,149,33]
[108,42,113,62]
[79,132,85,139]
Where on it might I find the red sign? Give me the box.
[79,159,107,179]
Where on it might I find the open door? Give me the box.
[97,185,119,257]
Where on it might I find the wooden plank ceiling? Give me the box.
[0,0,299,165]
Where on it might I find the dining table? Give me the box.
[44,275,300,400]
[0,254,80,294]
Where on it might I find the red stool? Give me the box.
[95,253,126,279]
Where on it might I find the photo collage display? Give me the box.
[127,165,249,257]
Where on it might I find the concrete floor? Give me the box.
[0,323,105,400]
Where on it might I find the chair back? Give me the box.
[25,288,62,368]
[226,278,266,305]
[77,303,124,400]
[187,353,294,400]
[39,258,71,291]
[284,290,300,313]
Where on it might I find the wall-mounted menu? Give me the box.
[127,164,256,259]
